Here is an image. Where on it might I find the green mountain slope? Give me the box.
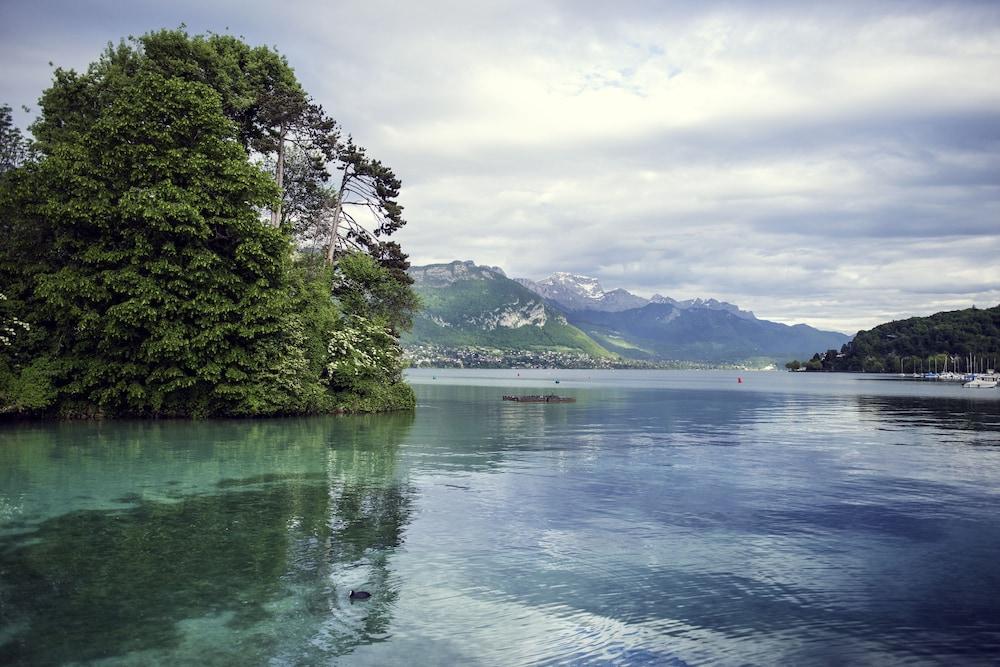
[403,262,611,356]
[566,304,851,362]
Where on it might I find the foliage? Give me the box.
[31,29,311,159]
[277,145,335,245]
[5,70,301,416]
[0,292,29,347]
[0,31,416,418]
[325,139,410,275]
[325,253,417,399]
[330,379,416,413]
[790,305,1000,372]
[0,356,60,413]
[327,316,404,391]
[332,252,420,335]
[0,104,32,174]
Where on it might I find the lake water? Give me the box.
[2,369,1000,665]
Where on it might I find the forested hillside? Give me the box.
[0,29,418,417]
[793,305,1000,372]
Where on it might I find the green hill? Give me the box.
[403,262,611,357]
[798,305,1000,372]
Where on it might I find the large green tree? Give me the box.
[4,70,316,416]
[0,30,417,417]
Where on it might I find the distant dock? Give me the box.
[502,395,576,403]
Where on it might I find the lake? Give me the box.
[2,369,1000,665]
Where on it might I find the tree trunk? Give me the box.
[270,122,287,227]
[325,169,350,264]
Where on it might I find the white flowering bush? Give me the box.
[0,293,30,347]
[326,315,403,390]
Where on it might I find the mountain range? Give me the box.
[403,261,851,364]
[515,272,759,318]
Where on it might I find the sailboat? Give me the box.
[938,355,964,382]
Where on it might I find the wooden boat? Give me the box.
[502,394,576,403]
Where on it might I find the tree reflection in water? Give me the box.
[856,394,1000,445]
[0,412,416,665]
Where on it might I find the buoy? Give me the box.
[738,377,743,384]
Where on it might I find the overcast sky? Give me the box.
[2,1,999,333]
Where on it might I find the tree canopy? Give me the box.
[0,29,417,417]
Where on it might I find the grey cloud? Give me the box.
[2,0,999,333]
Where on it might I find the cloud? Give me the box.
[1,0,998,333]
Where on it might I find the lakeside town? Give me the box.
[403,344,778,371]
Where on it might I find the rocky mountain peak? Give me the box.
[521,273,645,312]
[408,260,505,287]
[678,298,756,320]
[539,273,605,298]
[650,294,677,305]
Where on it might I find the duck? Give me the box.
[349,590,371,600]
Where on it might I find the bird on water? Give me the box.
[349,590,371,600]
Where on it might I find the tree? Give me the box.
[326,316,404,392]
[131,31,410,277]
[331,252,420,335]
[324,138,409,277]
[30,29,336,230]
[0,104,31,174]
[116,29,409,278]
[4,68,312,415]
[136,29,341,229]
[275,144,336,246]
[1,30,418,416]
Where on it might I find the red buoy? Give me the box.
[738,377,743,383]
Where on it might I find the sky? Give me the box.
[2,1,999,333]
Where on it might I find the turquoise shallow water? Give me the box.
[2,370,1000,665]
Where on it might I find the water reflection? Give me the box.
[5,374,1000,665]
[856,393,1000,445]
[0,413,415,665]
[371,380,1000,665]
[409,383,808,479]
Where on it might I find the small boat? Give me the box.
[963,375,999,388]
[502,395,576,403]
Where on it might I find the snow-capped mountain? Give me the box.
[517,272,754,318]
[515,273,647,312]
